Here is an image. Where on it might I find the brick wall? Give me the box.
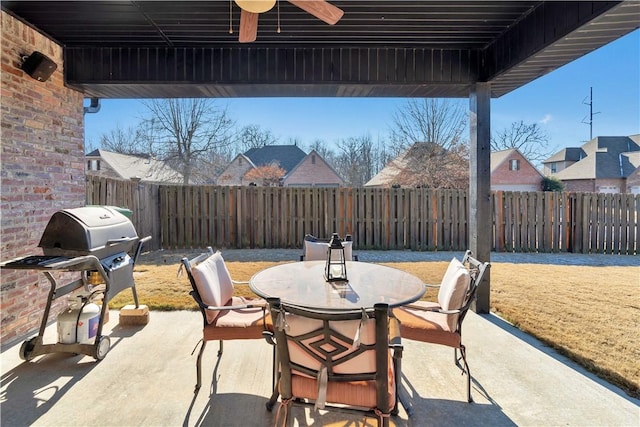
[563,180,595,192]
[491,152,542,186]
[1,11,85,346]
[285,152,344,187]
[595,178,626,193]
[627,169,640,192]
[217,156,252,186]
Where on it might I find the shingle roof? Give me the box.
[86,149,184,183]
[365,142,443,187]
[243,145,307,174]
[544,147,586,163]
[553,136,640,180]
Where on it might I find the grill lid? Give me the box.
[39,206,138,258]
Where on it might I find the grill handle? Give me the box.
[133,236,152,266]
[105,237,137,246]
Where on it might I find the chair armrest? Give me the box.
[189,290,267,311]
[438,308,462,315]
[402,303,440,312]
[389,316,403,346]
[401,303,460,316]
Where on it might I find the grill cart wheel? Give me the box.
[19,338,37,361]
[94,336,110,360]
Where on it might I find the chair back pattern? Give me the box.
[268,298,394,423]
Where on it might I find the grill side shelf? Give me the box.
[1,255,103,272]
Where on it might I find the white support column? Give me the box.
[469,82,491,313]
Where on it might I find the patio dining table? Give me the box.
[250,260,425,416]
[249,260,426,311]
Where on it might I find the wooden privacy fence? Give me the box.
[86,176,639,255]
[85,177,161,250]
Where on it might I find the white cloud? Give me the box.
[539,114,553,125]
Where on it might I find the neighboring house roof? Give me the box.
[624,151,640,168]
[243,145,307,174]
[552,136,640,180]
[216,145,343,187]
[86,149,184,183]
[364,147,410,187]
[543,147,586,164]
[365,142,444,187]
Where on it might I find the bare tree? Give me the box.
[237,124,278,151]
[387,99,469,188]
[389,98,467,155]
[142,99,235,184]
[98,124,144,155]
[334,134,381,187]
[305,139,334,162]
[392,142,469,189]
[491,120,553,166]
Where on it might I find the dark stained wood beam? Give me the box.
[469,82,492,313]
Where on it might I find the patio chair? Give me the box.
[181,247,273,393]
[299,233,359,261]
[393,250,490,403]
[265,298,400,427]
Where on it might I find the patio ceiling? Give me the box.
[3,1,639,99]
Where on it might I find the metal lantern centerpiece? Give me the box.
[324,233,348,282]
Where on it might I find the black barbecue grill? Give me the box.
[1,206,151,361]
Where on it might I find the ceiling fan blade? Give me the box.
[288,0,344,25]
[239,9,259,43]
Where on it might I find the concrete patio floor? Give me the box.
[2,309,638,427]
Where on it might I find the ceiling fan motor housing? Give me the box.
[235,0,276,13]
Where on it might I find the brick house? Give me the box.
[490,148,544,192]
[366,145,542,191]
[1,12,85,344]
[217,145,343,187]
[86,149,185,183]
[543,135,640,193]
[284,150,344,187]
[365,142,469,188]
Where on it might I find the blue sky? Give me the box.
[85,29,639,155]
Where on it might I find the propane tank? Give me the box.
[57,296,101,344]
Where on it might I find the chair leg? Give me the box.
[195,340,207,393]
[266,386,280,412]
[456,345,473,403]
[267,346,280,411]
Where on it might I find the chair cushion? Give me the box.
[203,297,272,340]
[438,257,471,331]
[190,251,234,324]
[291,376,383,411]
[288,351,396,411]
[394,304,462,348]
[303,238,353,261]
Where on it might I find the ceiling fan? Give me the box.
[235,0,344,43]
